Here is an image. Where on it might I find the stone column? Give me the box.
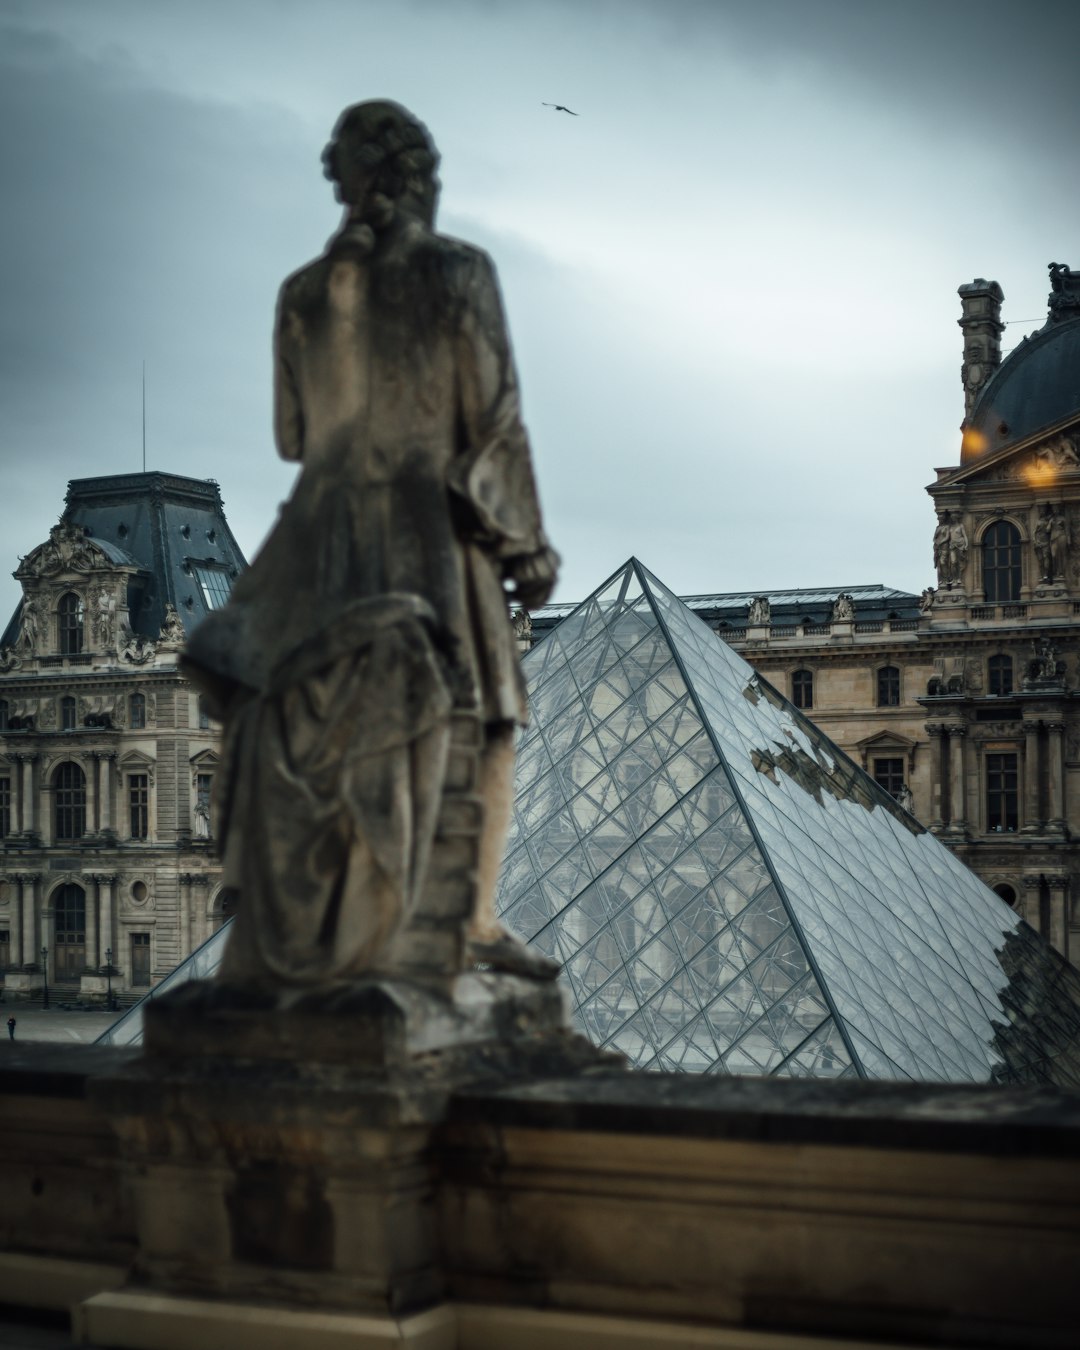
[98,874,116,972]
[946,724,966,834]
[1046,722,1066,833]
[1020,875,1041,931]
[40,888,54,965]
[8,761,21,836]
[18,754,36,834]
[18,874,38,966]
[84,873,99,970]
[99,753,115,834]
[189,874,210,951]
[1047,875,1069,959]
[179,873,192,957]
[1022,720,1042,833]
[82,752,98,834]
[6,874,22,969]
[926,725,946,830]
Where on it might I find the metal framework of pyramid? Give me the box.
[494,559,1080,1085]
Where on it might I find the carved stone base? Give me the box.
[2,970,43,1000]
[140,971,582,1072]
[89,975,619,1320]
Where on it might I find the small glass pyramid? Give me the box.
[494,559,1080,1085]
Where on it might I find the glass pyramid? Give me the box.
[494,559,1080,1085]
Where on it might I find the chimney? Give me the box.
[958,278,1004,422]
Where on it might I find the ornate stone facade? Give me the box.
[0,473,244,998]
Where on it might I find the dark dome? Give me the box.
[963,315,1080,463]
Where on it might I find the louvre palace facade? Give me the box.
[0,473,243,1000]
[531,264,1080,970]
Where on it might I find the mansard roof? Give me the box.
[533,582,920,635]
[2,472,247,649]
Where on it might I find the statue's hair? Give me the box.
[323,101,439,224]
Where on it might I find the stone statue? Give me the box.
[919,586,936,613]
[183,101,558,987]
[947,517,968,587]
[120,628,156,665]
[1049,505,1071,579]
[747,596,771,626]
[933,513,951,584]
[831,593,854,622]
[92,586,117,649]
[1034,506,1053,581]
[1026,637,1065,686]
[18,597,42,654]
[511,607,532,644]
[895,783,915,813]
[157,604,187,647]
[1033,435,1080,472]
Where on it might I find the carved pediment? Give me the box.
[16,523,113,581]
[855,730,918,770]
[119,749,155,786]
[940,427,1080,491]
[190,748,220,771]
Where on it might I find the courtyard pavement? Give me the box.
[0,1008,118,1045]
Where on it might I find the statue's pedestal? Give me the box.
[80,974,614,1348]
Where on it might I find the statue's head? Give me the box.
[323,100,440,228]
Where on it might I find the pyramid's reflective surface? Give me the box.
[495,559,1080,1085]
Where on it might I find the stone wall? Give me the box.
[1,1045,1078,1348]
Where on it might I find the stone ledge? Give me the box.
[0,1045,139,1099]
[447,1072,1080,1157]
[72,1291,936,1350]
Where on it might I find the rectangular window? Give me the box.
[0,777,9,837]
[876,667,901,707]
[0,929,9,969]
[986,752,1019,832]
[873,758,905,798]
[193,565,233,611]
[988,655,1014,697]
[792,670,813,709]
[129,774,149,839]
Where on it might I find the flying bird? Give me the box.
[542,102,579,116]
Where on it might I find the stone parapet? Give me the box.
[1,1048,1079,1347]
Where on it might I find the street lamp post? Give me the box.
[41,945,49,1011]
[105,947,115,1012]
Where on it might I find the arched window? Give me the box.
[57,592,84,655]
[988,653,1013,697]
[993,883,1019,909]
[982,521,1021,602]
[61,695,77,730]
[130,692,146,729]
[877,666,900,707]
[54,762,86,840]
[53,883,87,978]
[792,669,813,709]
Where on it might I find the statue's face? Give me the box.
[323,136,368,206]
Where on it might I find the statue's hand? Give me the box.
[504,545,560,609]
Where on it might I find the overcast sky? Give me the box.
[2,0,1078,625]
